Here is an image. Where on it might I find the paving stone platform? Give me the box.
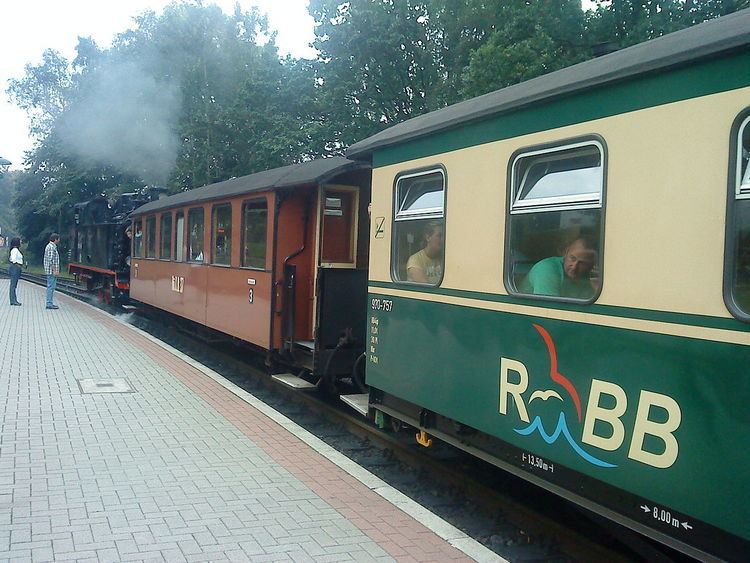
[0,280,499,563]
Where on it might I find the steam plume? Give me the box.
[59,61,180,185]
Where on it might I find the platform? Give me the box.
[0,280,500,562]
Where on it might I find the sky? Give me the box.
[0,0,317,170]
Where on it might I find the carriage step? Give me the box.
[340,394,369,416]
[271,373,317,389]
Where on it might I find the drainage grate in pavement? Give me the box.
[77,378,134,394]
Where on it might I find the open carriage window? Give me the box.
[726,113,750,319]
[133,220,143,257]
[241,200,267,269]
[160,213,172,259]
[188,207,205,262]
[505,139,605,302]
[391,168,445,285]
[145,215,156,258]
[212,204,232,266]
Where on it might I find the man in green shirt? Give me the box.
[520,237,598,299]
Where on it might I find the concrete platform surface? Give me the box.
[0,280,501,563]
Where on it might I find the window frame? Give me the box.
[187,206,205,264]
[390,165,447,286]
[211,202,233,267]
[159,212,173,260]
[174,211,185,262]
[240,197,269,271]
[503,135,608,304]
[132,219,143,258]
[145,215,157,259]
[723,109,750,322]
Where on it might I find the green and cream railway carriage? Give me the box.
[348,10,750,561]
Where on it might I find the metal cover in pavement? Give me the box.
[78,378,134,394]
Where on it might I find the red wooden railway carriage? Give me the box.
[129,157,371,389]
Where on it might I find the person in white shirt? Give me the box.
[8,237,23,306]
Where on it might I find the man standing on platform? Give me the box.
[43,233,61,310]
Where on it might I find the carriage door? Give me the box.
[315,185,367,375]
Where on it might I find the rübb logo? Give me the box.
[499,324,681,469]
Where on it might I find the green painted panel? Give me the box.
[372,50,750,168]
[367,280,750,332]
[367,292,750,540]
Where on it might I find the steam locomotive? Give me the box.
[69,191,159,303]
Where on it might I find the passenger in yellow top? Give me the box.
[520,236,598,299]
[406,222,444,284]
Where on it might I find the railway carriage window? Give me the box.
[241,200,267,269]
[188,207,205,262]
[146,216,156,258]
[729,116,750,316]
[392,169,445,285]
[175,212,184,262]
[212,204,232,266]
[506,141,604,301]
[160,213,172,259]
[133,220,143,257]
[321,188,358,266]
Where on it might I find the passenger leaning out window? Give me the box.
[520,235,599,299]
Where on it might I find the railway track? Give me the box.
[131,309,682,562]
[0,268,93,300]
[1,269,686,561]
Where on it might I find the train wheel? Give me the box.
[314,370,338,395]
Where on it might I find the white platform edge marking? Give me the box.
[79,301,507,563]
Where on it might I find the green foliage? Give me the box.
[586,0,750,47]
[7,0,748,256]
[458,1,589,98]
[309,0,443,148]
[7,49,72,138]
[7,2,326,252]
[0,171,18,239]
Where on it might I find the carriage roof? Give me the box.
[132,156,365,216]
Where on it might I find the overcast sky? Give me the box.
[0,0,317,170]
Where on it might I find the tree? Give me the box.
[8,2,326,252]
[457,1,589,99]
[586,0,750,48]
[310,0,442,149]
[7,49,73,139]
[0,171,19,238]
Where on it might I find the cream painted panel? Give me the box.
[369,86,750,318]
[369,166,396,280]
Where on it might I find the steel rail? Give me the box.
[134,306,646,563]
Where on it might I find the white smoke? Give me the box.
[59,61,181,185]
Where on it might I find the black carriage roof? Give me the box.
[347,8,750,160]
[132,156,365,215]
